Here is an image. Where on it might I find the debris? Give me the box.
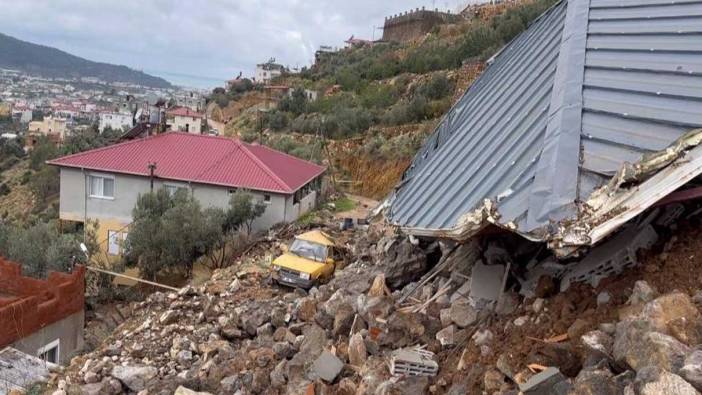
[348,333,368,367]
[561,224,658,291]
[110,365,157,392]
[518,367,568,394]
[468,260,505,307]
[629,280,659,305]
[390,347,438,377]
[636,366,699,395]
[308,351,344,382]
[368,274,391,297]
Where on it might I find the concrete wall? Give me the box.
[171,115,202,134]
[11,311,84,365]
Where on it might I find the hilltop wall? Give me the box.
[382,8,464,42]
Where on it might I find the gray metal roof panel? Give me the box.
[388,0,702,240]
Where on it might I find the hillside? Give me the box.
[0,32,171,88]
[211,0,557,199]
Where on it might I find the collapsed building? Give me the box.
[384,0,702,296]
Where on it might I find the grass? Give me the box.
[332,196,356,212]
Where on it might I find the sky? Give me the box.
[0,0,474,89]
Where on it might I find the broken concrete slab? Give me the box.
[308,351,344,382]
[518,367,568,395]
[468,260,505,307]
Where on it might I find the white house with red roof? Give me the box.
[166,107,204,134]
[48,132,326,260]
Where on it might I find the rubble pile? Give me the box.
[48,213,702,394]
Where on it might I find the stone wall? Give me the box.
[382,8,463,42]
[0,258,85,351]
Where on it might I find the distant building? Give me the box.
[344,35,373,48]
[175,91,205,112]
[99,112,134,133]
[166,107,203,134]
[27,116,67,144]
[255,59,286,84]
[314,45,338,65]
[382,7,463,42]
[0,258,85,365]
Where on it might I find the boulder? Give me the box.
[636,366,699,395]
[173,387,213,395]
[308,351,343,382]
[380,237,427,288]
[641,292,702,345]
[376,376,429,394]
[628,281,658,305]
[450,301,478,328]
[573,368,619,395]
[110,365,158,392]
[270,360,287,387]
[614,321,690,372]
[680,349,702,391]
[242,309,268,336]
[333,303,356,337]
[297,297,317,322]
[348,333,367,367]
[581,330,614,357]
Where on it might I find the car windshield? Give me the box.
[289,239,327,263]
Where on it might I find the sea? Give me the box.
[145,69,225,90]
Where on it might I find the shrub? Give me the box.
[415,74,454,100]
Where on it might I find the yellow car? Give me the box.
[270,230,344,289]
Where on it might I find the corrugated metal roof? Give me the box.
[48,132,326,194]
[387,0,702,241]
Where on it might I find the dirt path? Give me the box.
[335,194,379,219]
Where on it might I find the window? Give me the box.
[108,231,127,255]
[89,174,114,199]
[164,184,187,197]
[263,194,271,204]
[38,339,60,364]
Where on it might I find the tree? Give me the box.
[226,191,266,235]
[279,88,308,116]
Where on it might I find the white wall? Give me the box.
[99,112,133,132]
[171,115,202,134]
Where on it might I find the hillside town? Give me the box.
[1,0,702,394]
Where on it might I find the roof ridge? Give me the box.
[47,132,169,165]
[236,141,293,192]
[245,142,326,170]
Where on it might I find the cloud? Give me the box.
[0,0,473,87]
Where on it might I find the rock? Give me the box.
[599,323,616,335]
[323,289,352,317]
[348,333,367,367]
[84,371,99,384]
[450,301,478,328]
[270,360,287,387]
[628,281,658,305]
[581,330,614,357]
[436,325,456,346]
[514,315,529,327]
[110,365,158,392]
[256,322,274,337]
[159,309,178,325]
[173,386,213,395]
[472,328,493,346]
[636,366,699,395]
[573,368,619,395]
[450,281,471,304]
[496,291,519,315]
[242,309,268,336]
[220,325,245,341]
[641,292,702,345]
[80,382,106,395]
[220,375,242,393]
[597,292,611,307]
[496,353,519,380]
[483,368,505,393]
[368,274,390,297]
[680,349,702,391]
[270,306,287,328]
[439,308,452,327]
[308,351,343,382]
[567,318,590,342]
[298,297,317,322]
[532,298,545,313]
[614,321,690,372]
[376,376,430,394]
[518,367,568,394]
[273,342,295,359]
[333,303,356,337]
[381,237,427,288]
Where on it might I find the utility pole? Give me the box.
[148,162,157,192]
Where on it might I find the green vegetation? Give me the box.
[331,197,356,212]
[124,189,266,278]
[219,0,557,150]
[0,220,98,278]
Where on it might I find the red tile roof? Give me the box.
[166,107,203,118]
[48,132,326,194]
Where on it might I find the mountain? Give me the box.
[0,33,171,88]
